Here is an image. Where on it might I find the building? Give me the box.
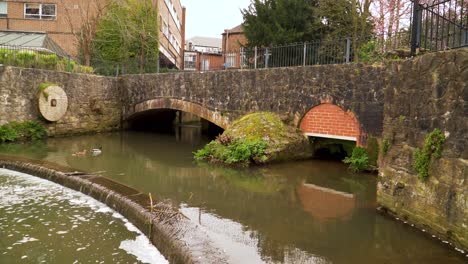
[222,24,247,52]
[0,0,185,69]
[221,24,248,69]
[184,36,223,71]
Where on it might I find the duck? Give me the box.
[72,149,87,157]
[91,146,102,156]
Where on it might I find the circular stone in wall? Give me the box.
[38,86,68,122]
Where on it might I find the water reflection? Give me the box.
[0,128,465,264]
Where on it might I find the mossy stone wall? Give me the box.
[0,66,121,136]
[378,48,468,250]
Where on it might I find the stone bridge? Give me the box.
[121,64,385,145]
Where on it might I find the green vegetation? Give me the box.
[381,137,391,155]
[0,49,93,73]
[343,147,370,172]
[37,82,58,100]
[413,129,446,180]
[194,112,311,166]
[242,0,372,47]
[194,137,268,166]
[0,121,47,143]
[92,0,159,74]
[358,40,383,63]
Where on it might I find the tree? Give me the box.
[62,0,111,66]
[241,0,321,46]
[92,0,159,73]
[317,0,374,60]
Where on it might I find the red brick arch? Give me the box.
[300,103,363,146]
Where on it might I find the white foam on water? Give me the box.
[0,168,168,263]
[14,237,39,245]
[120,235,169,264]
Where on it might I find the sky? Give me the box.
[181,0,252,40]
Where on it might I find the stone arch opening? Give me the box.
[124,98,228,138]
[300,103,363,159]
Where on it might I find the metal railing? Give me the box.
[411,0,468,55]
[184,33,413,72]
[0,45,92,73]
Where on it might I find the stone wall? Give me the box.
[378,48,467,250]
[121,63,386,141]
[0,66,121,136]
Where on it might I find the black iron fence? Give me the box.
[184,33,412,72]
[411,0,468,55]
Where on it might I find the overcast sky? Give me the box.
[181,0,252,40]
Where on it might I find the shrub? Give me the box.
[413,129,446,180]
[15,51,37,68]
[194,138,268,166]
[0,121,47,143]
[343,147,370,172]
[0,125,19,142]
[37,54,59,70]
[358,40,383,63]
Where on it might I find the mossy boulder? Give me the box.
[194,112,312,166]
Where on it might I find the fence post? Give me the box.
[303,43,307,66]
[116,64,119,77]
[265,48,269,68]
[345,38,351,63]
[410,0,421,56]
[67,55,71,72]
[254,46,257,69]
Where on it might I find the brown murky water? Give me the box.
[0,128,465,264]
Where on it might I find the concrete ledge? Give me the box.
[0,156,229,264]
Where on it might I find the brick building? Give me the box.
[221,24,248,68]
[0,0,185,69]
[222,24,247,52]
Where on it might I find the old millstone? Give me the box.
[38,85,68,122]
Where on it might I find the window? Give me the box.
[0,1,7,18]
[25,3,56,20]
[184,53,197,70]
[163,22,169,38]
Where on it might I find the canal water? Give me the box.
[0,169,168,264]
[0,128,465,263]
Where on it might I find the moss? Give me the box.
[366,137,379,167]
[194,112,312,166]
[413,128,446,180]
[227,112,286,141]
[381,137,391,156]
[38,82,57,100]
[398,115,406,125]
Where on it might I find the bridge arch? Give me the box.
[124,98,230,129]
[299,103,364,146]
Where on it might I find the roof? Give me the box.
[0,31,68,57]
[223,24,244,34]
[186,36,222,49]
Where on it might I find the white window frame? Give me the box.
[24,3,57,20]
[0,1,7,18]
